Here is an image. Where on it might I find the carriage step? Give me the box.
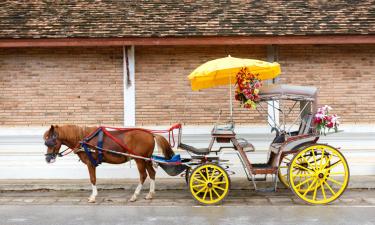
[256,187,276,193]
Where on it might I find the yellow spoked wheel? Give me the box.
[278,153,294,188]
[288,144,349,204]
[189,163,230,205]
[280,152,330,193]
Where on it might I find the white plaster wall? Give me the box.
[0,125,374,179]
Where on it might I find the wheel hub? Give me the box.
[207,182,213,188]
[318,173,324,179]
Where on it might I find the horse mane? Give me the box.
[54,125,97,145]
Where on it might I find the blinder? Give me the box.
[45,133,57,147]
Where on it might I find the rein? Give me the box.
[57,143,82,158]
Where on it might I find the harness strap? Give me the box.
[82,142,99,167]
[97,130,104,164]
[82,127,105,167]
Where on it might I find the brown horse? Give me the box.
[43,125,174,203]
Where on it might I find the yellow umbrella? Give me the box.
[188,56,281,91]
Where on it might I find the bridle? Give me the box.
[44,132,59,158]
[44,131,79,158]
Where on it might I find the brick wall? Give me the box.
[135,44,375,126]
[279,45,375,124]
[0,47,123,126]
[1,44,374,127]
[135,45,267,126]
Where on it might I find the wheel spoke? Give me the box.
[193,177,206,184]
[322,155,332,170]
[295,177,314,189]
[329,172,345,175]
[302,155,315,172]
[212,187,221,198]
[292,173,315,178]
[324,180,336,196]
[206,167,209,181]
[326,177,343,186]
[209,168,217,181]
[320,180,327,200]
[313,179,319,201]
[303,179,317,197]
[202,188,209,200]
[325,160,342,171]
[209,189,213,201]
[211,172,223,182]
[198,171,208,182]
[213,185,226,191]
[311,149,318,170]
[195,186,207,195]
[319,147,325,170]
[293,163,315,173]
[213,181,226,185]
[192,183,206,188]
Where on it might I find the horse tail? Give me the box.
[154,134,175,160]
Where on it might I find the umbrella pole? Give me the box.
[229,77,233,122]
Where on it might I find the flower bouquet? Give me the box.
[314,105,340,135]
[235,68,262,109]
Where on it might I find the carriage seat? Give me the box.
[179,143,210,155]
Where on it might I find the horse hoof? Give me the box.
[88,197,96,203]
[145,192,155,200]
[129,195,137,202]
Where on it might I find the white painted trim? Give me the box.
[1,124,375,136]
[123,46,136,127]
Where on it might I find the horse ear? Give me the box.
[50,125,54,132]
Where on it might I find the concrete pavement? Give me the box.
[1,205,375,225]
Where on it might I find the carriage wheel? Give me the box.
[280,152,330,193]
[189,163,230,205]
[288,144,349,204]
[278,153,294,188]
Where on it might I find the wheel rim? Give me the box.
[189,164,229,205]
[288,145,349,204]
[278,154,293,188]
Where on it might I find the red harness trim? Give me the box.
[82,123,182,157]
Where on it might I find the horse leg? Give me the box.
[129,160,147,202]
[145,161,156,200]
[87,165,98,203]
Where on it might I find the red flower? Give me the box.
[314,117,322,124]
[326,122,334,128]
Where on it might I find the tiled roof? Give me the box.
[1,0,374,39]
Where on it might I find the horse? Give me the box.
[43,124,175,203]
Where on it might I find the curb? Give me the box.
[1,176,374,191]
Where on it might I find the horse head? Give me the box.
[43,125,62,163]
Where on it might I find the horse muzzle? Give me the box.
[45,153,57,164]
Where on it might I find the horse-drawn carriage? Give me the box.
[44,57,349,205]
[160,83,349,205]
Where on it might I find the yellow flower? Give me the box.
[254,89,259,95]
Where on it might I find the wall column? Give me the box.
[267,45,280,127]
[123,46,136,127]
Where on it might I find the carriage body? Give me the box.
[166,84,349,205]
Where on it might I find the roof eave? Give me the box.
[1,35,375,48]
